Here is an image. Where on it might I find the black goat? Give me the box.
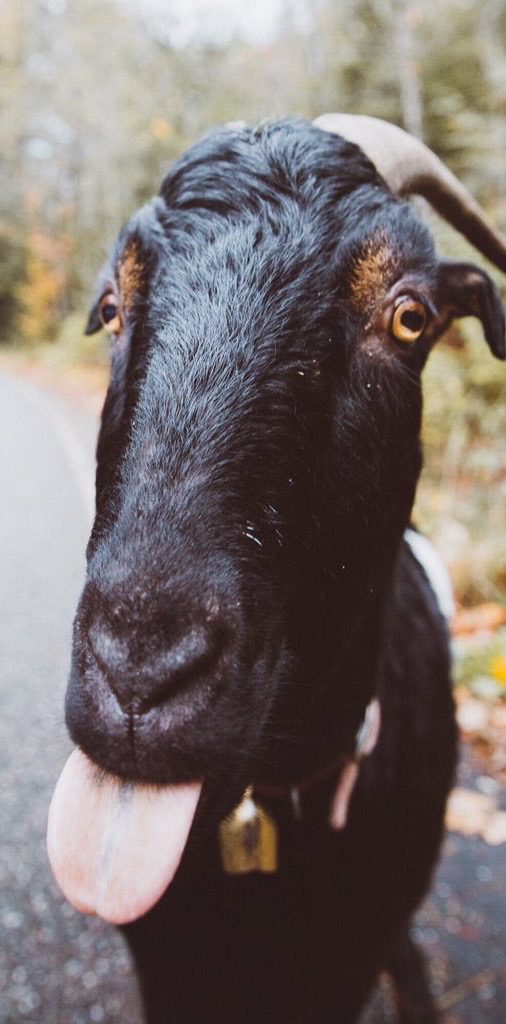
[48,115,506,1024]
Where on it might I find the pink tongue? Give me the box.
[47,749,202,925]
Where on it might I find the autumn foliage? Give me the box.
[18,229,72,343]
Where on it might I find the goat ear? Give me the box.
[85,299,102,335]
[437,260,505,360]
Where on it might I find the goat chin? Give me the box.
[47,748,202,924]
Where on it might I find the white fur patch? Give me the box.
[404,528,455,622]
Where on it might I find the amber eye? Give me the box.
[99,293,122,334]
[391,297,428,343]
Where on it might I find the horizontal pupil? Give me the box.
[101,304,117,323]
[400,308,424,332]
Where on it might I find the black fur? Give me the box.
[65,118,503,1022]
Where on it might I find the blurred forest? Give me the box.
[0,0,505,608]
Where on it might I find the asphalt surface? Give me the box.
[0,368,504,1023]
[0,372,143,1023]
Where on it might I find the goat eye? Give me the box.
[391,297,428,343]
[99,293,122,334]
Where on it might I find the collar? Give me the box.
[218,699,382,875]
[329,697,381,830]
[254,697,381,831]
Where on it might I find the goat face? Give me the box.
[66,119,504,793]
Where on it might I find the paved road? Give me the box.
[0,369,504,1023]
[0,372,143,1023]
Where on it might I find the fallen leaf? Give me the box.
[453,603,506,637]
[489,705,506,730]
[490,655,506,686]
[482,811,506,846]
[446,787,495,836]
[446,787,506,844]
[456,700,489,735]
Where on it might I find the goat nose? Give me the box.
[88,613,225,714]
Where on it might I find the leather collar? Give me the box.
[254,697,381,830]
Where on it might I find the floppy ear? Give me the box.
[85,299,102,335]
[437,260,505,360]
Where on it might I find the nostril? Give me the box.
[134,624,227,713]
[86,611,228,715]
[88,620,130,681]
[157,625,224,679]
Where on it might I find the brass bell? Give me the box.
[219,786,278,875]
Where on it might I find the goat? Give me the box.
[47,115,506,1024]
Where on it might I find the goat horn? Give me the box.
[314,113,506,273]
